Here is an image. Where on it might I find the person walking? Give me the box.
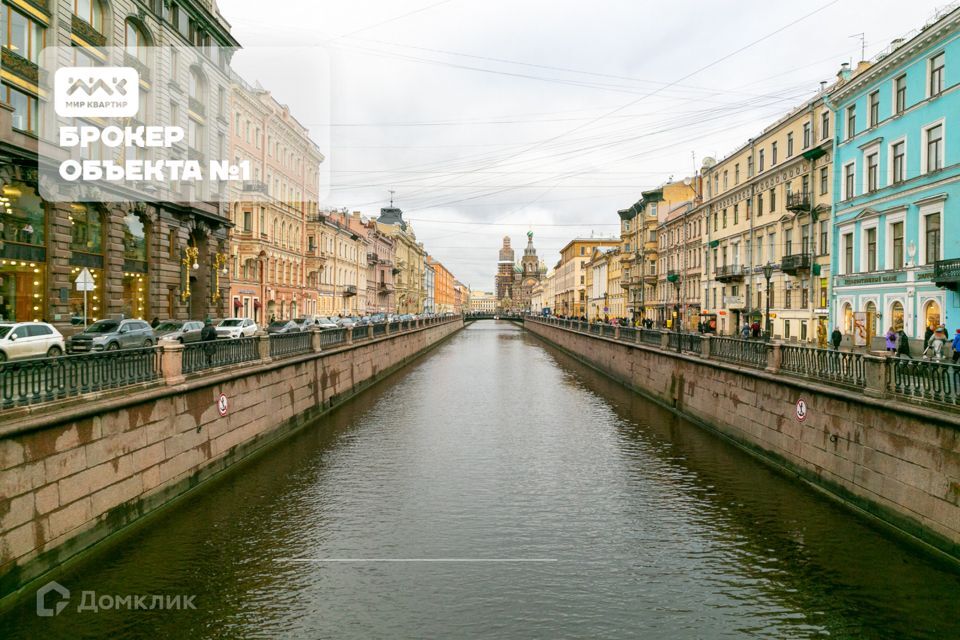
[924,324,935,351]
[930,325,948,360]
[751,320,761,339]
[741,322,751,339]
[884,326,898,353]
[200,317,218,366]
[831,327,842,350]
[952,329,960,364]
[896,329,912,359]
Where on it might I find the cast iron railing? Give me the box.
[708,336,768,368]
[780,345,866,388]
[892,358,960,406]
[183,337,260,374]
[321,328,347,349]
[640,329,661,347]
[269,332,312,359]
[351,326,368,341]
[0,346,162,409]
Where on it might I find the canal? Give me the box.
[3,321,959,639]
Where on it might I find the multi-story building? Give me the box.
[494,232,543,311]
[307,210,369,317]
[0,0,240,329]
[429,256,456,313]
[423,261,436,314]
[228,80,323,323]
[376,205,424,314]
[586,248,624,321]
[364,219,396,314]
[829,8,960,343]
[618,181,696,324]
[454,281,468,314]
[700,91,834,339]
[470,291,496,313]
[554,238,619,318]
[656,199,701,329]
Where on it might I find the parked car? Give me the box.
[314,316,339,330]
[155,320,203,343]
[369,313,387,324]
[398,314,416,322]
[0,322,65,362]
[66,318,155,353]
[216,318,258,339]
[293,316,318,331]
[337,316,359,329]
[267,320,300,335]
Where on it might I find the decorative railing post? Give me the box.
[701,334,711,359]
[368,324,374,340]
[614,326,621,340]
[660,331,670,351]
[311,330,323,353]
[863,354,889,398]
[258,334,272,363]
[635,327,642,345]
[765,342,781,374]
[160,342,185,385]
[346,326,354,345]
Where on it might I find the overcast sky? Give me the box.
[220,0,944,291]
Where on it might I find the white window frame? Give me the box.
[843,161,856,200]
[838,222,855,275]
[860,221,879,273]
[862,143,880,193]
[927,50,946,99]
[885,210,906,271]
[892,73,907,115]
[917,200,944,266]
[921,118,946,174]
[887,136,907,185]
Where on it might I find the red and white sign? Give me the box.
[217,393,228,417]
[795,398,808,422]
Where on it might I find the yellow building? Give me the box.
[376,206,425,314]
[618,180,697,324]
[554,238,619,318]
[586,248,624,321]
[700,93,833,338]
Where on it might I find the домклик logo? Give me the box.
[54,67,139,118]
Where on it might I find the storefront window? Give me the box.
[0,261,44,322]
[0,184,46,322]
[68,204,104,324]
[1,183,44,247]
[924,300,941,331]
[891,301,905,332]
[122,212,149,319]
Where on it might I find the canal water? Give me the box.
[3,322,959,639]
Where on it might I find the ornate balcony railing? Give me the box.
[640,329,661,346]
[786,191,812,212]
[715,265,744,282]
[242,181,269,194]
[781,253,812,275]
[351,326,368,341]
[0,347,161,409]
[343,285,358,297]
[934,258,960,290]
[320,329,347,349]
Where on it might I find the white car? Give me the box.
[216,318,258,339]
[0,322,65,362]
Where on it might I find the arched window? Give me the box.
[73,0,104,32]
[923,300,941,332]
[841,302,853,333]
[124,18,149,62]
[865,301,878,337]
[890,301,905,332]
[188,67,205,103]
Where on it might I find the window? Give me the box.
[846,105,856,139]
[895,74,907,114]
[734,164,740,184]
[771,142,778,165]
[73,0,103,32]
[866,227,877,271]
[723,171,728,190]
[188,68,205,102]
[803,122,811,149]
[844,162,855,199]
[869,91,879,127]
[891,221,904,269]
[785,232,793,256]
[759,149,765,172]
[930,52,945,96]
[757,193,763,215]
[733,203,738,225]
[867,152,879,191]
[2,84,38,133]
[819,221,828,256]
[787,132,794,157]
[892,140,905,184]
[769,188,776,213]
[820,166,828,195]
[722,209,727,228]
[820,278,828,308]
[843,233,854,274]
[925,123,943,172]
[801,224,810,254]
[747,156,754,178]
[2,6,45,63]
[925,212,941,264]
[125,19,148,62]
[821,111,830,139]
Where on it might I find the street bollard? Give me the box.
[863,355,889,398]
[765,342,781,374]
[160,341,185,385]
[660,331,670,351]
[257,333,272,363]
[311,330,322,353]
[701,334,712,359]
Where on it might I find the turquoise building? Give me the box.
[828,7,960,342]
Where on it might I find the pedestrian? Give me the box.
[200,317,218,366]
[831,327,842,350]
[741,322,751,339]
[952,329,960,364]
[884,326,898,353]
[816,322,827,348]
[151,316,160,328]
[896,329,912,359]
[924,324,935,350]
[929,325,948,360]
[751,320,761,339]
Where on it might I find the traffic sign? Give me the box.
[796,398,808,422]
[217,393,228,417]
[74,268,95,291]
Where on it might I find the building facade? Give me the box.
[554,238,619,318]
[470,290,496,313]
[305,210,369,317]
[829,8,960,342]
[586,248,624,321]
[656,200,700,329]
[364,219,396,314]
[0,0,240,330]
[376,206,424,314]
[494,232,543,311]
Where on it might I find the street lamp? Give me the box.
[667,272,681,352]
[762,263,775,340]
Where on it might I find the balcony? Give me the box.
[124,52,151,82]
[242,181,269,194]
[644,240,658,253]
[367,252,379,265]
[715,264,744,282]
[935,258,960,290]
[72,15,106,46]
[378,282,393,292]
[188,96,206,117]
[786,191,812,213]
[781,253,812,275]
[343,285,358,297]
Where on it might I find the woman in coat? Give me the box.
[885,327,898,353]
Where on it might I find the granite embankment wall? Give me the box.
[0,319,462,604]
[526,319,960,560]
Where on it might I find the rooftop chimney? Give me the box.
[837,62,852,83]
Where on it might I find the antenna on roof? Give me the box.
[850,32,866,61]
[388,189,395,207]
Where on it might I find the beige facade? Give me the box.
[553,239,619,317]
[586,248,624,321]
[375,207,425,314]
[470,291,496,313]
[655,199,701,330]
[700,94,834,339]
[307,210,369,317]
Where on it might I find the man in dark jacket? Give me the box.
[896,329,912,359]
[830,327,842,350]
[200,318,218,365]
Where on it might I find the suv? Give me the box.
[0,322,65,362]
[66,319,156,353]
[155,320,204,343]
[216,318,258,339]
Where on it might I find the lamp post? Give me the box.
[668,272,681,352]
[762,263,774,340]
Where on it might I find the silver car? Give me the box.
[155,320,204,343]
[0,322,65,362]
[66,319,156,353]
